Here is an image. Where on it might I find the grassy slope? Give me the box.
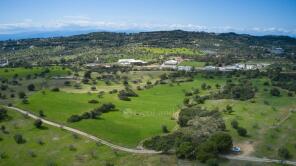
[18,76,224,147]
[1,110,271,166]
[0,66,70,79]
[0,109,128,166]
[202,78,296,160]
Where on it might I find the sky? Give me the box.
[0,0,296,36]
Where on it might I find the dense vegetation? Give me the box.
[1,30,296,66]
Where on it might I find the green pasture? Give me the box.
[178,61,206,67]
[0,66,70,79]
[139,47,203,56]
[18,76,224,147]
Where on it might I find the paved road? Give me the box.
[6,106,161,154]
[221,155,296,166]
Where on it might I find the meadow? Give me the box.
[178,61,206,67]
[18,75,224,147]
[0,110,270,166]
[0,66,71,79]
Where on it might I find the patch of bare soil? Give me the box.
[235,141,255,157]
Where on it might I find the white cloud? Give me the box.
[0,17,295,36]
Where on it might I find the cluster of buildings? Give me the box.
[0,59,8,67]
[117,59,147,65]
[203,63,270,71]
[160,59,193,71]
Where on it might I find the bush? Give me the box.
[270,88,280,96]
[64,81,71,86]
[51,87,60,92]
[196,141,217,163]
[278,147,291,159]
[288,92,294,97]
[34,119,43,128]
[0,108,8,120]
[231,120,239,129]
[27,84,35,91]
[18,92,26,99]
[14,134,26,144]
[88,99,99,104]
[237,127,247,137]
[176,141,195,159]
[206,159,219,166]
[39,110,46,117]
[67,115,82,123]
[209,132,233,153]
[162,125,169,133]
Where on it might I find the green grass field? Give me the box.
[18,76,224,147]
[138,47,203,56]
[178,61,206,67]
[0,109,128,166]
[0,66,71,79]
[0,109,283,166]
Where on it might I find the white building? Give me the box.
[177,66,193,71]
[163,60,178,65]
[118,59,147,65]
[0,59,8,67]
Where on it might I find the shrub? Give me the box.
[68,144,76,151]
[278,147,291,159]
[51,87,60,92]
[206,159,219,166]
[162,125,169,133]
[88,99,99,104]
[208,132,233,153]
[237,127,247,137]
[39,110,46,117]
[231,120,239,129]
[27,84,35,91]
[196,141,217,163]
[64,81,71,86]
[0,108,8,120]
[288,91,294,97]
[22,98,29,104]
[34,119,43,128]
[176,141,195,159]
[18,92,26,99]
[67,115,82,123]
[14,134,26,144]
[270,88,280,96]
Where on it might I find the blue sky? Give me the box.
[0,0,296,36]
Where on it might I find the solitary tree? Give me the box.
[162,125,169,133]
[14,134,26,144]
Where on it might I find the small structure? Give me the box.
[160,59,178,69]
[271,47,284,55]
[118,59,147,65]
[177,66,193,72]
[203,66,218,71]
[0,59,8,67]
[163,60,178,65]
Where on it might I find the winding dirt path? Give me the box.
[6,106,296,165]
[6,106,161,154]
